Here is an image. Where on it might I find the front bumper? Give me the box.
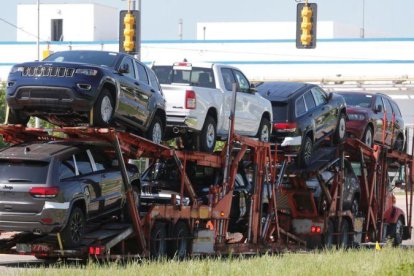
[7,85,95,114]
[345,120,366,140]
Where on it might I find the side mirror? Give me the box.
[118,63,129,74]
[327,92,333,101]
[374,105,383,113]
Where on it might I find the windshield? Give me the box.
[44,51,119,67]
[0,160,49,183]
[152,66,216,88]
[340,93,372,108]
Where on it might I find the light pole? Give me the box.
[360,0,365,38]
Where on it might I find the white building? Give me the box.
[17,3,118,42]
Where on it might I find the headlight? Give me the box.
[348,114,365,121]
[75,68,98,76]
[10,66,24,74]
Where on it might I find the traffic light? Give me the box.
[296,3,317,49]
[119,10,140,54]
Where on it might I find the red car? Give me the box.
[337,92,405,150]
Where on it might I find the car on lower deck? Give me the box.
[336,92,405,150]
[6,50,166,143]
[0,141,139,248]
[256,82,347,167]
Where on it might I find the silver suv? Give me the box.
[0,141,139,248]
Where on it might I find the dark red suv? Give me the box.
[337,92,405,150]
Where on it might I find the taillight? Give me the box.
[273,122,297,132]
[29,187,59,198]
[89,245,106,255]
[185,90,196,109]
[311,226,321,233]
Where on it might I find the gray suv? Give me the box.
[0,141,139,248]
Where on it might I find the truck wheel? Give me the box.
[323,219,335,249]
[299,135,313,168]
[150,222,167,258]
[256,117,271,142]
[169,221,190,259]
[92,89,114,127]
[60,207,85,248]
[334,113,346,144]
[146,115,163,144]
[199,116,216,152]
[392,218,404,246]
[338,219,351,249]
[7,108,29,126]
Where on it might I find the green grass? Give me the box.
[11,247,414,276]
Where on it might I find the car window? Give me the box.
[0,159,49,183]
[390,100,402,117]
[221,68,236,91]
[59,156,77,180]
[295,96,307,117]
[152,66,172,84]
[340,93,372,108]
[90,148,112,172]
[311,87,327,106]
[148,68,161,91]
[233,70,250,93]
[374,96,384,112]
[74,151,93,175]
[383,97,393,115]
[304,91,316,110]
[119,57,135,79]
[135,61,149,85]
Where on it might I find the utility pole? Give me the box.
[35,0,40,128]
[360,0,365,38]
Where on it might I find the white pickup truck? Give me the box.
[152,62,273,152]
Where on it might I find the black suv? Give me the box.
[0,141,139,248]
[256,82,347,167]
[6,50,166,143]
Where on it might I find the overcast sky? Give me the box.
[0,0,413,41]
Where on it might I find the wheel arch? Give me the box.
[61,198,87,230]
[206,107,218,124]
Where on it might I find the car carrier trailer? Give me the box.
[0,124,412,261]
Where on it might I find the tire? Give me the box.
[199,116,217,152]
[350,196,359,216]
[169,221,190,259]
[323,219,335,249]
[392,218,404,246]
[362,126,374,148]
[60,207,85,248]
[393,135,404,152]
[92,89,114,127]
[338,219,351,249]
[146,115,164,144]
[299,135,313,168]
[334,113,346,144]
[256,117,271,142]
[150,222,167,258]
[182,133,197,151]
[7,108,29,126]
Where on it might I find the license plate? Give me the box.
[16,243,31,253]
[32,244,51,253]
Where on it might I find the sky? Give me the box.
[0,0,413,41]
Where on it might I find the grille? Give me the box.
[22,66,75,77]
[17,88,72,100]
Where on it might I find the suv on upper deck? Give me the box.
[6,50,166,143]
[0,141,140,248]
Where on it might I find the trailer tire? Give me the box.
[338,219,351,249]
[391,217,404,246]
[150,222,167,258]
[60,207,85,248]
[323,220,335,249]
[169,221,190,259]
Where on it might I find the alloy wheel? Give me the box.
[100,95,113,123]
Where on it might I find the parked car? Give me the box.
[0,141,140,248]
[6,50,166,143]
[256,82,347,167]
[336,92,405,150]
[151,61,272,152]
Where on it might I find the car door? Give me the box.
[73,150,104,218]
[382,96,395,146]
[221,68,238,133]
[134,61,153,127]
[390,100,404,140]
[310,87,333,140]
[117,56,140,122]
[232,69,261,135]
[372,95,386,143]
[89,147,123,213]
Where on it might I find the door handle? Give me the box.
[134,81,140,86]
[150,89,155,93]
